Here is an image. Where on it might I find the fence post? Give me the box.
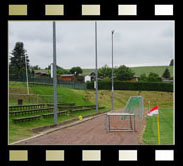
[11,94,13,106]
[37,95,39,104]
[28,95,30,105]
[10,94,12,106]
[33,95,35,104]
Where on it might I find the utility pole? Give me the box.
[53,21,58,124]
[111,30,115,111]
[95,21,98,113]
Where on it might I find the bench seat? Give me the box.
[12,115,41,123]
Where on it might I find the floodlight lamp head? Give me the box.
[112,30,115,34]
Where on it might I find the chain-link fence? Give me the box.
[9,75,87,90]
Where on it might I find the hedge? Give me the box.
[87,81,173,92]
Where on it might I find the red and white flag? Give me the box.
[147,105,159,116]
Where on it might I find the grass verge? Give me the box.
[143,108,173,145]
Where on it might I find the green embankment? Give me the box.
[9,81,173,145]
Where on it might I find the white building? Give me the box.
[84,75,91,82]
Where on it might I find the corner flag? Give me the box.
[147,105,159,116]
[147,105,161,144]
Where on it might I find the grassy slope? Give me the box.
[31,85,92,106]
[9,82,173,144]
[130,66,173,77]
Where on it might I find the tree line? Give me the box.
[98,64,173,82]
[9,42,173,82]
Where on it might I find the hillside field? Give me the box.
[130,66,173,77]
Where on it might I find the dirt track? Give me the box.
[16,109,145,145]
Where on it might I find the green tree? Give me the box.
[147,72,162,82]
[9,42,30,78]
[98,65,112,78]
[70,66,83,75]
[169,59,174,66]
[170,76,173,80]
[45,65,51,70]
[139,73,147,81]
[31,65,40,70]
[162,68,171,79]
[31,69,35,76]
[57,67,68,75]
[46,65,68,75]
[102,77,111,81]
[115,65,135,81]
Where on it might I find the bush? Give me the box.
[147,72,162,82]
[115,65,135,81]
[87,81,173,92]
[162,68,171,79]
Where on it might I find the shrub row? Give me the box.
[87,81,173,92]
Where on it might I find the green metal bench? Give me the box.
[9,104,46,111]
[47,103,75,107]
[42,110,68,118]
[12,115,41,123]
[9,107,54,116]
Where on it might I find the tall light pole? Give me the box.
[95,21,98,113]
[53,21,58,124]
[25,53,29,95]
[111,30,115,111]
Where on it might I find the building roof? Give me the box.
[86,71,96,76]
[35,72,48,75]
[60,74,75,77]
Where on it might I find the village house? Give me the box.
[84,72,104,82]
[57,74,76,82]
[129,76,139,82]
[35,72,49,77]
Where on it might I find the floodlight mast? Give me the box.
[53,21,58,124]
[111,30,115,111]
[25,53,29,95]
[95,21,98,113]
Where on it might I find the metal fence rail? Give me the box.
[9,93,63,106]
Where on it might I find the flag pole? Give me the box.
[157,111,161,144]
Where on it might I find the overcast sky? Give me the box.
[9,21,174,69]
